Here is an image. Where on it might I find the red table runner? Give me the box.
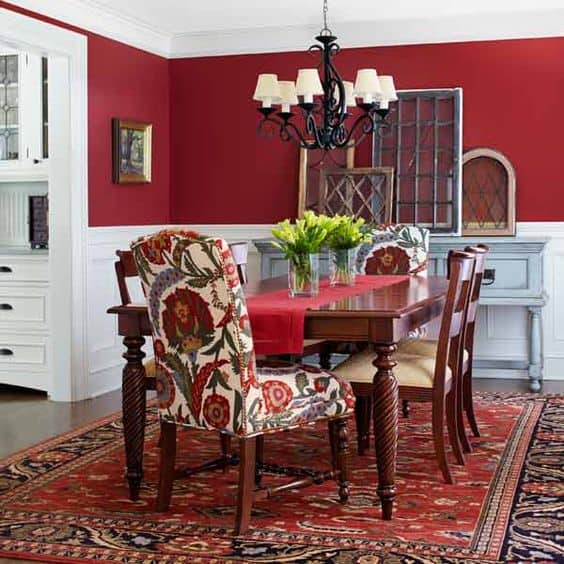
[246,275,409,355]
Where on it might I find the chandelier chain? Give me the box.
[321,0,331,36]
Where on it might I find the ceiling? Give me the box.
[4,0,564,57]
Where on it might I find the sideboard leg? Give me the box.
[528,306,543,393]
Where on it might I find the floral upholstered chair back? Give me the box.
[131,230,261,436]
[356,224,430,275]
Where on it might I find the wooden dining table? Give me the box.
[108,274,448,520]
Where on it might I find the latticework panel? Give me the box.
[319,167,394,224]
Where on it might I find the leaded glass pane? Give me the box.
[373,89,462,234]
[0,54,19,160]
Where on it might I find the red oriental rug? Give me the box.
[0,392,562,563]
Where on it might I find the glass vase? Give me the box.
[288,253,319,297]
[329,247,357,287]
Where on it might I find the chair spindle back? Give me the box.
[434,251,476,394]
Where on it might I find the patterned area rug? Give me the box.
[0,393,562,563]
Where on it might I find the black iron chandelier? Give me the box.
[253,0,397,151]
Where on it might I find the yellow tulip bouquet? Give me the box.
[272,211,333,296]
[325,215,373,286]
[272,211,373,294]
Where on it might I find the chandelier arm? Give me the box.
[281,118,321,149]
[331,112,379,149]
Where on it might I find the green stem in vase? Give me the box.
[291,255,313,293]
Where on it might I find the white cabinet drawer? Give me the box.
[0,291,48,329]
[0,254,48,283]
[0,334,49,373]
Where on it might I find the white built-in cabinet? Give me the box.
[0,48,51,393]
[0,49,48,177]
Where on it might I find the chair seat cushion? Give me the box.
[303,339,325,348]
[398,339,469,364]
[333,349,452,389]
[248,360,355,434]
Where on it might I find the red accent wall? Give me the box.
[1,1,170,227]
[170,38,564,224]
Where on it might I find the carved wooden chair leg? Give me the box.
[156,421,176,511]
[235,437,257,535]
[255,435,264,486]
[221,434,232,473]
[463,367,480,437]
[445,390,465,466]
[432,399,453,484]
[354,395,371,455]
[328,418,339,472]
[331,417,350,503]
[402,400,410,418]
[455,371,472,454]
[319,343,332,370]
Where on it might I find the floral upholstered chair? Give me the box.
[356,224,430,276]
[131,230,355,534]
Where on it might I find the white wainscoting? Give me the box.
[86,222,564,398]
[86,224,272,398]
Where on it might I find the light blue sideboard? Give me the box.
[253,236,548,391]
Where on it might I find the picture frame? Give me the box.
[319,167,395,224]
[462,147,516,236]
[112,118,152,184]
[297,143,355,217]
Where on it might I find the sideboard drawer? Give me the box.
[483,258,529,290]
[428,237,546,302]
[0,255,48,283]
[0,291,48,329]
[0,337,49,370]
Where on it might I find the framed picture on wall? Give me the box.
[112,118,152,184]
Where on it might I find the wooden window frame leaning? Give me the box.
[462,147,516,236]
[297,144,355,218]
[318,167,395,224]
[112,118,152,184]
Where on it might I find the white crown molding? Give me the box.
[4,0,172,56]
[170,9,564,58]
[4,1,564,58]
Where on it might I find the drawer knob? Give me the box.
[0,266,12,273]
[482,268,496,286]
[0,303,13,310]
[0,348,14,356]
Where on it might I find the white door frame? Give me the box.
[0,8,88,401]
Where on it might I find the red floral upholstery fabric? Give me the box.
[131,230,354,437]
[356,224,430,275]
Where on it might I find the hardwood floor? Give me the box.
[0,379,561,564]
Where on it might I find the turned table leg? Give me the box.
[372,343,398,520]
[122,335,147,501]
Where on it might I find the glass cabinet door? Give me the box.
[0,54,19,161]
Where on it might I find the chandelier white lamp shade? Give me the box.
[253,0,397,150]
[253,74,282,108]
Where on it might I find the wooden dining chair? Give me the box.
[334,250,476,484]
[398,245,490,448]
[130,229,355,534]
